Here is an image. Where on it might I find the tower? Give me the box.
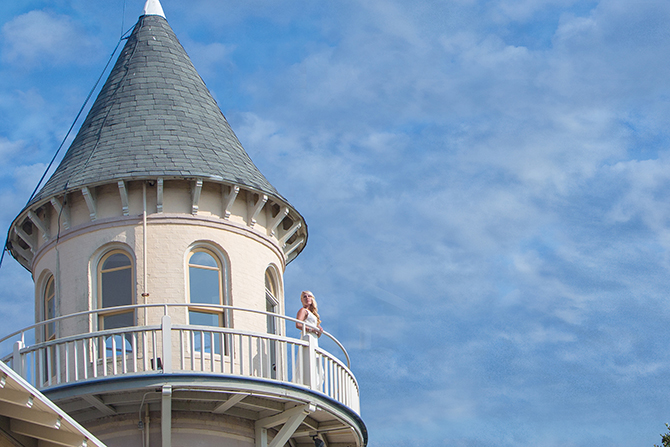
[1,1,366,446]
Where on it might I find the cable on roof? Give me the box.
[77,16,145,178]
[0,24,135,271]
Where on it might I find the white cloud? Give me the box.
[13,163,46,198]
[2,10,101,68]
[493,0,583,22]
[498,324,578,349]
[234,112,383,202]
[604,158,670,231]
[0,261,34,341]
[0,138,24,167]
[181,39,235,79]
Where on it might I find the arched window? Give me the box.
[265,269,278,334]
[187,248,228,353]
[98,250,134,330]
[265,268,279,378]
[43,274,56,384]
[44,275,55,341]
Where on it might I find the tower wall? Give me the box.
[32,179,286,339]
[87,411,255,447]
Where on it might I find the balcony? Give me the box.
[0,304,360,415]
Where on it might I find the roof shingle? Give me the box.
[29,14,282,206]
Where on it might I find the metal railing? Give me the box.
[0,304,360,414]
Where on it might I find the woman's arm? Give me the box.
[296,308,308,330]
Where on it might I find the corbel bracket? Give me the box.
[284,237,305,258]
[268,206,289,237]
[157,178,164,213]
[247,193,268,227]
[14,227,35,252]
[192,179,203,215]
[27,210,49,242]
[81,187,97,221]
[118,181,130,216]
[50,197,70,230]
[279,221,302,247]
[12,243,32,264]
[222,185,239,219]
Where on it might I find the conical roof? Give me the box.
[28,10,282,207]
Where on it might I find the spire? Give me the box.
[143,0,165,18]
[27,9,284,207]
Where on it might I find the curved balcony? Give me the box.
[0,304,360,415]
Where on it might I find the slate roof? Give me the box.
[28,13,282,207]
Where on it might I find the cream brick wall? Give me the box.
[31,179,290,339]
[86,411,255,447]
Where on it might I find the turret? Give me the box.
[1,2,366,446]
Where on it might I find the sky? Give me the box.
[0,0,669,445]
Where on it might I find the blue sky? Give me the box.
[1,0,670,445]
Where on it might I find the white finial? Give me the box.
[143,0,166,18]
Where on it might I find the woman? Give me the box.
[296,290,323,337]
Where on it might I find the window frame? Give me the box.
[186,245,230,355]
[44,275,56,341]
[186,246,230,325]
[265,268,279,332]
[264,266,282,379]
[97,249,136,330]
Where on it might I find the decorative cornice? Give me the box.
[31,213,288,272]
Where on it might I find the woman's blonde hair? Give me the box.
[302,290,321,325]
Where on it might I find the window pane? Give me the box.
[45,277,55,339]
[103,253,131,270]
[264,271,272,292]
[266,299,277,335]
[102,268,133,308]
[190,251,218,268]
[105,334,133,355]
[103,311,134,329]
[47,298,55,319]
[189,311,221,354]
[45,277,55,320]
[189,266,220,305]
[46,297,55,338]
[189,311,220,327]
[46,278,54,300]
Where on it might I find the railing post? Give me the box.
[301,334,318,390]
[161,315,172,374]
[12,340,24,377]
[161,384,172,447]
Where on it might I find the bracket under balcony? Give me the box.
[255,403,316,447]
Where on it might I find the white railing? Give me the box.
[0,304,360,414]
